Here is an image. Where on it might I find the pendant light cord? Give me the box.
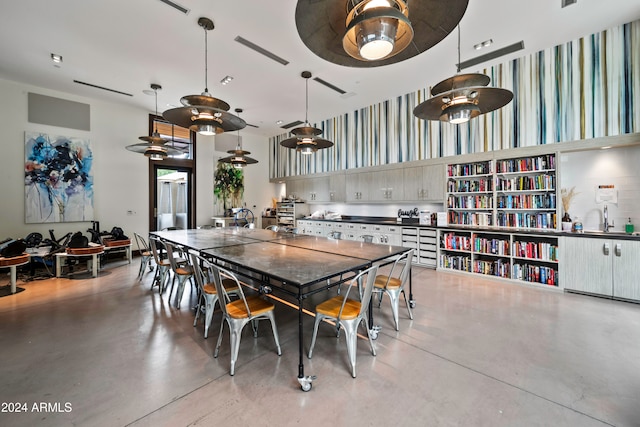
[305,77,309,125]
[456,25,461,74]
[204,26,209,93]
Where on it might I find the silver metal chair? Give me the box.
[265,225,279,231]
[148,235,170,293]
[360,234,376,243]
[133,232,154,280]
[212,264,282,375]
[189,252,241,338]
[308,264,379,378]
[164,241,194,309]
[373,249,414,331]
[327,230,342,240]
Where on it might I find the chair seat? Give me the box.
[141,250,152,257]
[158,259,171,267]
[227,295,274,319]
[374,275,401,290]
[176,266,193,276]
[203,278,239,295]
[316,296,361,320]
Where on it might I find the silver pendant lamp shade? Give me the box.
[126,84,183,161]
[413,26,513,124]
[280,71,334,155]
[218,108,258,168]
[162,17,245,136]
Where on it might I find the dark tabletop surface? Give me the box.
[275,236,406,262]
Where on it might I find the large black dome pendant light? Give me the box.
[218,108,258,168]
[125,84,182,160]
[413,26,513,124]
[162,17,245,136]
[280,71,334,155]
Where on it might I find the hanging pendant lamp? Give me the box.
[280,71,334,155]
[126,84,183,160]
[413,26,513,124]
[218,109,258,168]
[162,17,245,136]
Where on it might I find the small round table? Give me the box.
[0,253,30,294]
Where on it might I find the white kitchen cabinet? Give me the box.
[403,164,445,202]
[562,237,640,300]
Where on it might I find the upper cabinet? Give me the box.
[403,164,444,202]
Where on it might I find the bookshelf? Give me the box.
[446,154,558,230]
[438,229,560,288]
[446,160,494,227]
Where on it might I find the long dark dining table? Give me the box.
[152,227,408,390]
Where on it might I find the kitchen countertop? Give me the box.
[303,216,640,240]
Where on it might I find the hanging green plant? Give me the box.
[214,162,244,214]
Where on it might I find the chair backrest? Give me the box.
[382,249,414,290]
[360,234,375,243]
[164,241,185,272]
[338,265,379,319]
[133,232,150,253]
[210,264,251,318]
[189,252,210,294]
[265,225,279,231]
[148,235,165,264]
[327,231,342,240]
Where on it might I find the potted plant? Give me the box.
[214,163,244,216]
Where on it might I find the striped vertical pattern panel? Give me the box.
[270,20,639,179]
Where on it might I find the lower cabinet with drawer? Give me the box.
[401,227,437,268]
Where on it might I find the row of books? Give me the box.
[473,237,510,256]
[447,178,493,193]
[447,162,492,177]
[512,263,558,286]
[447,211,493,226]
[447,195,493,209]
[473,259,510,278]
[496,193,556,209]
[495,155,556,173]
[439,255,472,272]
[495,174,555,191]
[512,241,559,261]
[441,233,472,251]
[496,212,557,229]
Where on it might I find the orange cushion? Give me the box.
[316,296,361,320]
[226,296,274,319]
[374,275,401,290]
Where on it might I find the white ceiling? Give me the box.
[1,0,639,137]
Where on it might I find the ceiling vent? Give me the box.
[73,80,133,97]
[561,0,577,7]
[234,36,289,66]
[158,0,190,15]
[281,120,303,130]
[458,41,525,70]
[313,77,346,95]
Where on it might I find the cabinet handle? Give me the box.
[603,243,610,256]
[615,243,622,256]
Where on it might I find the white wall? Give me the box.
[560,146,640,231]
[0,78,277,240]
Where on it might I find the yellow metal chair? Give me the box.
[189,252,241,339]
[373,249,414,331]
[212,265,281,375]
[308,265,379,378]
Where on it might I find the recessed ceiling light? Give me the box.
[50,53,62,63]
[276,120,283,125]
[473,39,493,50]
[220,75,233,85]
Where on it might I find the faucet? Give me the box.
[603,204,614,232]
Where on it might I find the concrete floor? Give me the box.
[1,258,639,427]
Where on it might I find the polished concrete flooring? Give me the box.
[1,258,639,427]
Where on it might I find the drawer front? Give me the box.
[402,227,418,236]
[419,229,437,238]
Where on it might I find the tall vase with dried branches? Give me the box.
[561,187,578,228]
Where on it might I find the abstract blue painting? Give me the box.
[24,132,94,223]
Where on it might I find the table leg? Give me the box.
[91,254,98,277]
[296,294,315,392]
[408,268,415,309]
[10,266,17,294]
[56,255,63,278]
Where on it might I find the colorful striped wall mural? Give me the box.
[269,20,639,179]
